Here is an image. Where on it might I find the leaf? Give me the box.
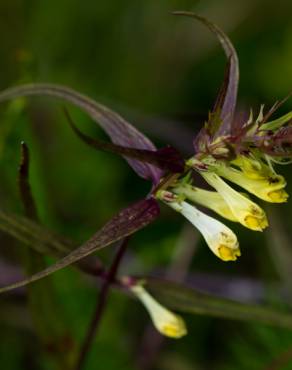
[0,208,71,256]
[65,108,184,174]
[0,198,160,294]
[0,208,104,276]
[0,84,162,183]
[261,91,292,124]
[173,12,239,136]
[260,111,292,131]
[146,278,292,330]
[17,142,77,367]
[212,58,232,116]
[18,142,38,219]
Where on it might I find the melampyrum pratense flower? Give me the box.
[159,190,241,261]
[130,282,187,338]
[0,12,292,344]
[154,12,292,262]
[1,12,292,300]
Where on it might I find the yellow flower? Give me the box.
[166,198,240,261]
[232,155,269,180]
[201,172,268,231]
[173,184,237,222]
[131,284,187,339]
[216,164,288,203]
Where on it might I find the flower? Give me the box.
[215,163,288,203]
[130,283,187,339]
[159,191,240,261]
[232,155,271,180]
[201,172,268,231]
[1,11,292,302]
[173,183,238,222]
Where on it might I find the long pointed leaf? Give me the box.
[65,109,184,173]
[0,198,159,294]
[173,12,239,136]
[0,84,162,183]
[212,57,232,116]
[18,143,77,367]
[0,208,104,276]
[0,208,72,256]
[18,142,38,219]
[146,278,292,330]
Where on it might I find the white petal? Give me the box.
[179,201,240,261]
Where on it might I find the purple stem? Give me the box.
[74,236,130,370]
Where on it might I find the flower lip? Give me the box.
[268,189,289,202]
[245,214,267,230]
[218,244,241,261]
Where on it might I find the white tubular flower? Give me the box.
[201,172,268,231]
[173,184,237,222]
[216,164,288,203]
[131,284,187,339]
[167,199,240,261]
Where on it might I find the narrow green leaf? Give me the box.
[146,278,292,330]
[261,111,292,131]
[0,208,104,276]
[0,208,73,256]
[0,198,160,294]
[18,143,77,367]
[18,142,38,219]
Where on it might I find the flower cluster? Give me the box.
[0,12,291,340]
[154,12,291,262]
[155,89,291,263]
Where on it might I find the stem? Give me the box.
[74,236,130,370]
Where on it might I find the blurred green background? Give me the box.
[1,0,292,369]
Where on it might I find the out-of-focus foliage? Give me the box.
[1,0,292,369]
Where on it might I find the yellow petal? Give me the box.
[201,172,268,231]
[173,184,238,222]
[131,284,187,339]
[159,191,240,261]
[217,164,288,203]
[218,245,241,261]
